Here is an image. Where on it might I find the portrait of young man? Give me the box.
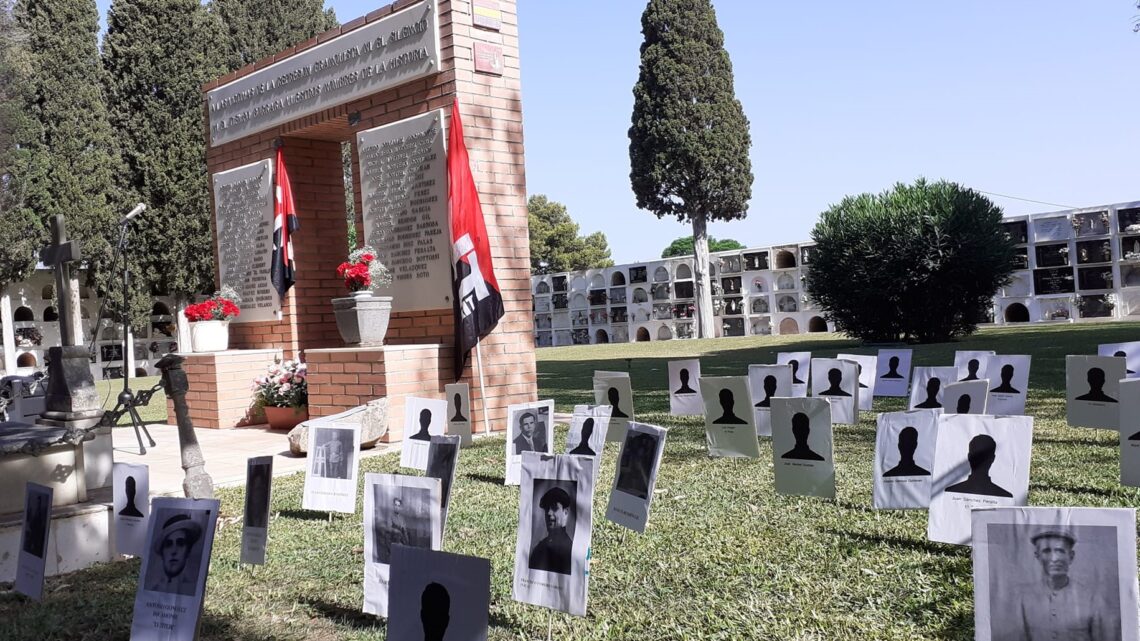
[146,513,204,596]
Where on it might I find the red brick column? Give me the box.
[166,349,281,429]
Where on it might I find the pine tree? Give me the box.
[102,0,224,322]
[211,0,337,71]
[629,0,752,339]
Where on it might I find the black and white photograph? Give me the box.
[972,507,1139,641]
[593,372,634,441]
[130,497,220,641]
[1120,380,1140,488]
[955,350,995,383]
[564,404,611,482]
[667,358,704,416]
[874,348,913,397]
[113,462,150,557]
[445,382,474,446]
[909,366,958,411]
[942,379,990,415]
[513,452,595,616]
[810,357,859,425]
[302,422,361,513]
[362,473,442,617]
[873,409,940,510]
[776,351,811,397]
[1099,340,1140,379]
[15,482,52,601]
[426,435,461,532]
[401,396,449,471]
[988,354,1032,416]
[606,422,668,533]
[771,397,835,499]
[928,414,1033,546]
[699,376,761,458]
[241,456,273,565]
[387,546,491,641]
[1067,355,1127,430]
[837,352,877,411]
[505,400,555,486]
[748,363,793,437]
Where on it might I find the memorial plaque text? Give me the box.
[212,160,280,322]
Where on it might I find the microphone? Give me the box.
[120,203,146,225]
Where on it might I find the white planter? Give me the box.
[190,320,230,353]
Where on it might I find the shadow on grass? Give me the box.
[1029,481,1135,498]
[295,597,383,631]
[821,528,967,558]
[277,509,339,522]
[464,472,505,486]
[1034,436,1118,447]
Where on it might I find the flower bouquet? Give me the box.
[336,245,393,293]
[252,359,309,429]
[185,286,241,352]
[333,246,394,346]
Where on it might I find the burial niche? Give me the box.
[657,325,673,340]
[777,295,798,313]
[590,274,605,289]
[1003,303,1030,323]
[775,250,797,269]
[636,327,651,342]
[40,284,53,300]
[675,264,693,280]
[611,271,626,286]
[16,353,37,367]
[808,317,828,333]
[653,266,670,282]
[632,288,649,303]
[535,281,551,295]
[779,318,800,335]
[595,329,609,344]
[751,297,770,314]
[43,307,59,322]
[14,306,34,322]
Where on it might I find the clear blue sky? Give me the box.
[96,1,1140,263]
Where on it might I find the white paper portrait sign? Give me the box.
[593,373,634,441]
[972,507,1139,641]
[302,422,362,513]
[909,366,958,411]
[942,380,990,415]
[771,397,835,499]
[426,435,461,533]
[954,350,995,383]
[776,351,811,397]
[811,358,859,425]
[987,355,1032,416]
[15,482,52,601]
[928,414,1033,545]
[362,474,442,617]
[1066,355,1126,429]
[1119,380,1140,488]
[445,382,474,446]
[873,410,940,509]
[874,349,913,397]
[401,396,448,471]
[748,364,793,437]
[505,400,555,486]
[512,453,595,616]
[130,497,221,640]
[667,359,703,416]
[241,456,273,565]
[1099,341,1140,379]
[605,422,667,533]
[113,462,150,557]
[565,405,611,482]
[387,546,491,641]
[699,376,760,458]
[837,353,877,411]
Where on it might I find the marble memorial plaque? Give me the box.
[211,160,280,322]
[1032,216,1071,242]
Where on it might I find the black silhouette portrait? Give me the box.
[119,476,144,518]
[674,368,696,394]
[781,412,824,461]
[615,432,658,500]
[1129,429,1140,441]
[961,358,981,381]
[915,377,943,409]
[854,364,868,388]
[881,356,904,379]
[1074,367,1117,403]
[955,394,972,414]
[569,418,596,456]
[513,411,547,454]
[450,393,467,422]
[529,487,573,575]
[991,364,1020,394]
[22,493,48,558]
[755,375,777,408]
[1114,350,1135,375]
[945,434,1012,497]
[426,443,458,512]
[712,388,748,424]
[882,427,930,477]
[420,582,450,641]
[244,465,270,529]
[789,360,804,384]
[410,408,433,441]
[608,387,629,418]
[818,368,851,397]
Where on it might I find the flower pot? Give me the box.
[332,293,392,347]
[190,320,230,353]
[263,405,308,431]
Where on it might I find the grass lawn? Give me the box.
[4,322,1140,640]
[94,376,169,425]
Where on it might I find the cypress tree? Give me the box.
[102,0,224,322]
[211,0,337,71]
[629,0,753,339]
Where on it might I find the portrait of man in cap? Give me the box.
[529,484,575,575]
[146,513,203,595]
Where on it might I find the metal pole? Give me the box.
[475,340,492,434]
[157,354,214,499]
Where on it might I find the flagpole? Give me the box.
[475,340,492,435]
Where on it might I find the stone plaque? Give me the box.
[1032,216,1071,242]
[1032,267,1075,295]
[212,160,280,322]
[357,110,450,312]
[206,1,441,147]
[474,42,504,75]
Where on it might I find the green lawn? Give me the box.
[94,375,169,425]
[3,322,1140,640]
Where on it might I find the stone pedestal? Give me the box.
[0,422,89,513]
[42,345,103,422]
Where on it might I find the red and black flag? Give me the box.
[448,98,504,379]
[271,142,299,298]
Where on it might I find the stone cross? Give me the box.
[39,215,82,347]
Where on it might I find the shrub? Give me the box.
[804,179,1017,343]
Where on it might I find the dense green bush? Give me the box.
[804,179,1017,343]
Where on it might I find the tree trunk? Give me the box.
[691,214,715,339]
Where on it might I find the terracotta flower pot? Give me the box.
[190,320,230,352]
[263,405,308,431]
